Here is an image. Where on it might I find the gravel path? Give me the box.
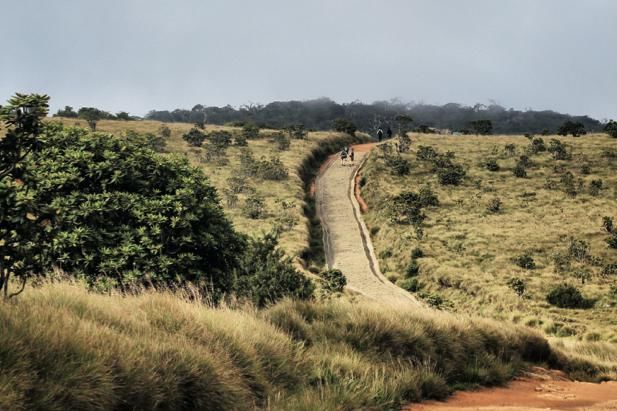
[316,148,420,307]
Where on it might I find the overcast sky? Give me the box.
[2,0,616,120]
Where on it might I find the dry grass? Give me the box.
[362,133,617,346]
[4,281,609,410]
[48,118,349,260]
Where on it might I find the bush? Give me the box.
[528,137,546,154]
[557,121,586,137]
[208,130,233,147]
[243,194,266,219]
[513,163,527,178]
[242,123,260,139]
[605,120,617,138]
[572,269,591,284]
[437,164,465,185]
[546,284,592,309]
[387,156,411,176]
[234,133,248,146]
[507,277,526,297]
[548,139,571,160]
[158,124,171,138]
[608,233,617,249]
[389,191,434,226]
[333,118,357,136]
[285,124,307,140]
[589,179,603,196]
[603,216,614,233]
[411,247,424,259]
[504,144,516,157]
[399,277,421,292]
[568,238,590,261]
[416,145,438,161]
[406,260,420,277]
[182,127,207,146]
[487,197,502,213]
[235,233,314,307]
[418,185,439,207]
[602,264,617,277]
[484,158,500,171]
[581,164,591,175]
[257,156,288,180]
[273,131,290,151]
[18,123,244,297]
[513,252,536,269]
[321,269,347,293]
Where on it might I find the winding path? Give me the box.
[316,145,420,307]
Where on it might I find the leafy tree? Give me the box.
[0,93,50,298]
[469,120,493,135]
[333,118,357,136]
[115,111,131,121]
[557,121,586,137]
[285,124,308,139]
[605,120,617,138]
[208,130,233,148]
[78,107,110,131]
[54,105,78,118]
[182,127,207,146]
[235,233,314,307]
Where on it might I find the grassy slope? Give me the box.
[50,118,348,260]
[2,282,606,411]
[362,133,617,344]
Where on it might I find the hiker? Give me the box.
[377,128,383,142]
[349,147,355,164]
[340,147,348,165]
[386,126,393,139]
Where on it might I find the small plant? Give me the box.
[507,277,526,297]
[321,269,347,293]
[417,145,438,161]
[243,194,266,219]
[399,277,420,292]
[580,164,591,175]
[387,156,411,176]
[257,156,288,180]
[548,139,570,160]
[486,197,502,213]
[421,292,447,309]
[333,118,357,136]
[234,134,248,146]
[560,172,577,197]
[546,284,592,309]
[411,247,424,259]
[602,216,613,233]
[572,269,591,284]
[605,120,617,138]
[484,158,500,171]
[182,127,207,146]
[418,185,439,207]
[208,130,233,147]
[568,238,590,262]
[437,164,465,185]
[285,124,307,139]
[242,123,260,139]
[518,155,532,168]
[553,253,571,273]
[158,124,171,139]
[513,252,536,269]
[528,137,546,154]
[406,260,420,277]
[513,163,527,178]
[602,264,617,277]
[504,144,516,157]
[273,132,290,151]
[608,233,617,249]
[589,179,603,196]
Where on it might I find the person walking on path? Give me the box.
[340,146,348,165]
[386,126,393,139]
[349,147,355,164]
[377,128,383,142]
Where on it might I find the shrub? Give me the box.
[387,156,411,176]
[557,121,586,137]
[548,139,570,160]
[528,137,546,154]
[243,194,266,219]
[580,164,591,175]
[399,277,420,292]
[418,185,439,207]
[437,164,465,185]
[513,163,527,178]
[273,131,290,151]
[507,277,526,297]
[608,233,617,249]
[389,192,428,226]
[572,269,591,284]
[504,144,516,157]
[234,133,248,146]
[605,120,617,138]
[487,197,502,213]
[321,269,347,293]
[406,260,420,277]
[603,216,614,233]
[417,145,438,161]
[242,123,260,139]
[484,158,500,171]
[182,127,207,146]
[546,284,592,309]
[158,124,171,138]
[602,264,617,277]
[518,155,532,168]
[333,118,357,136]
[257,157,288,180]
[397,133,411,153]
[208,130,233,147]
[411,247,424,259]
[285,124,307,140]
[235,233,314,307]
[589,179,603,196]
[568,238,590,261]
[553,253,571,273]
[513,252,536,269]
[560,171,578,197]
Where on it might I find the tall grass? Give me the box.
[1,283,613,410]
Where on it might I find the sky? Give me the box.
[2,0,616,120]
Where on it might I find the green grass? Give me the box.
[362,133,617,344]
[3,281,612,410]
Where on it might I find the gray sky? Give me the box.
[2,0,616,120]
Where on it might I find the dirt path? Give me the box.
[316,144,420,307]
[409,368,617,410]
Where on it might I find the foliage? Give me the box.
[405,260,420,277]
[487,197,502,213]
[416,145,438,161]
[320,269,346,293]
[602,216,614,233]
[235,233,314,307]
[605,120,617,138]
[387,156,411,176]
[528,137,546,154]
[469,119,493,135]
[513,252,536,269]
[158,124,171,139]
[208,130,233,147]
[399,277,420,292]
[513,163,527,178]
[572,269,591,284]
[257,156,288,180]
[78,107,111,131]
[273,131,291,151]
[547,139,571,160]
[182,127,207,146]
[54,105,78,118]
[546,284,592,309]
[569,238,590,262]
[507,277,526,297]
[285,124,308,140]
[242,123,260,139]
[504,144,517,157]
[243,194,266,219]
[418,185,439,207]
[558,121,586,137]
[608,233,617,249]
[484,158,500,171]
[437,163,466,185]
[124,130,167,153]
[333,118,357,136]
[589,179,603,196]
[411,247,424,259]
[389,189,439,227]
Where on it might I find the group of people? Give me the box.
[339,146,355,165]
[376,126,393,142]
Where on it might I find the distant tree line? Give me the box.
[144,98,603,135]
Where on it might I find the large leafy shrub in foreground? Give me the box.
[28,123,246,295]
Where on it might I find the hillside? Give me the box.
[361,133,617,344]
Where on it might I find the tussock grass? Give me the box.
[362,133,617,359]
[1,282,612,410]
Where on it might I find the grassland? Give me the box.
[4,281,613,411]
[361,133,617,344]
[49,118,359,262]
